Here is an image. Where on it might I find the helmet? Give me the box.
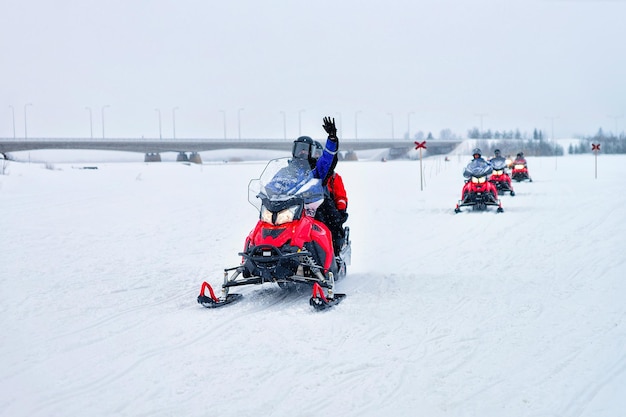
[292,136,314,160]
[312,141,323,160]
[472,148,482,158]
[494,149,501,157]
[516,152,522,158]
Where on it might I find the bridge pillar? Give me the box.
[176,152,189,162]
[144,152,161,162]
[189,152,202,164]
[344,150,358,161]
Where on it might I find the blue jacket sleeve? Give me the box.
[313,138,338,180]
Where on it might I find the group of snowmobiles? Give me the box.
[454,149,532,214]
[198,117,351,311]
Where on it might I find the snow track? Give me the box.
[1,154,625,416]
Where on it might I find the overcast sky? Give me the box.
[2,0,625,140]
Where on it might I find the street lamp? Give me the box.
[355,110,362,139]
[387,112,395,139]
[101,105,110,138]
[8,105,16,139]
[280,111,287,139]
[219,110,227,139]
[85,107,93,139]
[24,103,33,139]
[155,109,162,139]
[238,108,244,140]
[172,107,179,139]
[407,112,415,140]
[298,109,305,136]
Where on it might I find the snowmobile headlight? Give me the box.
[493,169,503,175]
[514,164,525,170]
[261,205,299,225]
[471,176,486,184]
[275,205,298,225]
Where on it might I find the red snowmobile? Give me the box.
[511,155,532,182]
[488,157,515,196]
[198,158,351,311]
[455,160,503,213]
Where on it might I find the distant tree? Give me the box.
[468,127,480,139]
[440,129,453,140]
[427,132,434,140]
[414,131,425,140]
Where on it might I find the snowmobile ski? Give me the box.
[197,281,243,308]
[309,282,346,311]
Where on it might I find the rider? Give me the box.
[463,148,492,179]
[513,152,527,165]
[311,140,349,256]
[489,148,504,162]
[489,148,514,194]
[288,117,339,184]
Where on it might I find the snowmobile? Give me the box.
[455,160,503,213]
[488,158,515,196]
[511,158,532,182]
[198,158,351,311]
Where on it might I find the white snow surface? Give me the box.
[1,151,625,417]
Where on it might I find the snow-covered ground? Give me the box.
[1,149,624,417]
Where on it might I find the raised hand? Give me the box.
[322,117,337,140]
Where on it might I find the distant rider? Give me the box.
[513,152,527,166]
[488,148,514,195]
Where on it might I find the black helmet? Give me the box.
[494,149,501,156]
[292,136,314,160]
[516,152,522,158]
[472,147,482,158]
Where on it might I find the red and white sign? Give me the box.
[414,141,427,150]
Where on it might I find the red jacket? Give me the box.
[327,172,348,211]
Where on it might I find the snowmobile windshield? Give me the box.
[490,157,507,170]
[464,159,493,178]
[248,158,325,214]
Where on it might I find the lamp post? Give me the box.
[101,105,110,138]
[155,109,162,139]
[238,108,244,140]
[355,110,362,139]
[172,107,179,139]
[85,107,93,139]
[280,111,287,139]
[298,109,305,136]
[9,105,16,139]
[24,103,33,139]
[407,112,415,140]
[219,110,227,139]
[387,112,395,139]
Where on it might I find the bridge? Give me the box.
[0,137,462,162]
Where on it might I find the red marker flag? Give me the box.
[414,141,427,150]
[592,143,600,151]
